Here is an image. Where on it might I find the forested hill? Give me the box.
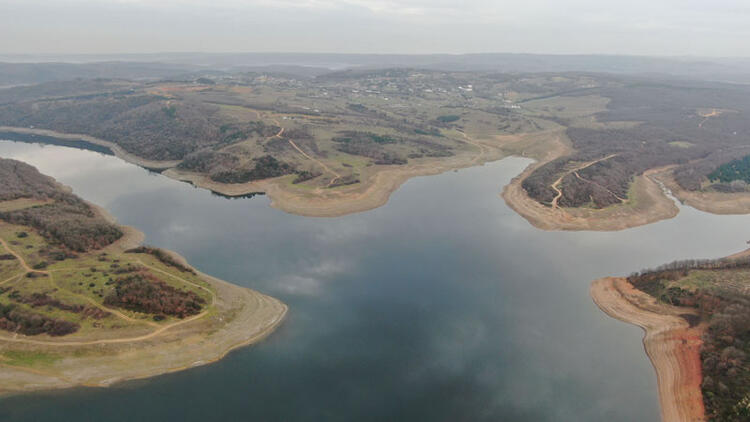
[522,79,750,208]
[0,158,122,252]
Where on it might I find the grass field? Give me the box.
[0,199,218,343]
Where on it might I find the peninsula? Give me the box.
[0,158,287,394]
[592,252,750,421]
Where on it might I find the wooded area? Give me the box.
[523,81,750,208]
[629,258,750,421]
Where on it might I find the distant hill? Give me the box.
[3,53,750,85]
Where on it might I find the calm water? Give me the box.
[1,140,749,421]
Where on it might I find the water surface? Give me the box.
[2,140,749,421]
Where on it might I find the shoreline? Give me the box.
[165,143,508,218]
[590,277,706,422]
[0,126,180,170]
[0,125,509,218]
[3,125,748,230]
[654,169,750,215]
[501,134,680,231]
[0,202,288,395]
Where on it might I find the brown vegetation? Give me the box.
[0,92,273,160]
[523,81,750,209]
[7,291,110,319]
[0,302,80,336]
[332,131,408,165]
[125,246,196,274]
[1,202,123,252]
[104,272,206,319]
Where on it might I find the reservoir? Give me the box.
[2,140,748,421]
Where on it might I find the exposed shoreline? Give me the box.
[0,125,509,218]
[0,202,288,395]
[501,134,681,231]
[3,126,749,230]
[590,277,706,422]
[654,170,750,216]
[0,126,180,170]
[165,144,508,217]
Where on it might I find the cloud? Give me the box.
[1,0,749,55]
[274,259,351,296]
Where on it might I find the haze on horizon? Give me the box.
[1,0,750,58]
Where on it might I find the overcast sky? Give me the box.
[2,0,749,56]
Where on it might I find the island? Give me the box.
[0,158,287,394]
[592,252,750,422]
[1,69,750,229]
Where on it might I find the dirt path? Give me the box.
[591,278,706,422]
[573,171,627,202]
[550,153,619,208]
[266,117,341,188]
[0,297,210,347]
[49,270,159,328]
[457,130,490,164]
[0,274,19,285]
[0,273,22,287]
[0,236,36,273]
[135,259,216,305]
[287,139,342,188]
[698,109,720,128]
[1,230,156,328]
[550,176,565,208]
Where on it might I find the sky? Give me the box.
[1,0,749,57]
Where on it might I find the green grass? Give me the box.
[0,215,216,335]
[1,350,60,367]
[0,198,53,212]
[0,223,50,269]
[674,268,750,295]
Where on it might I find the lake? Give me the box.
[1,140,749,421]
